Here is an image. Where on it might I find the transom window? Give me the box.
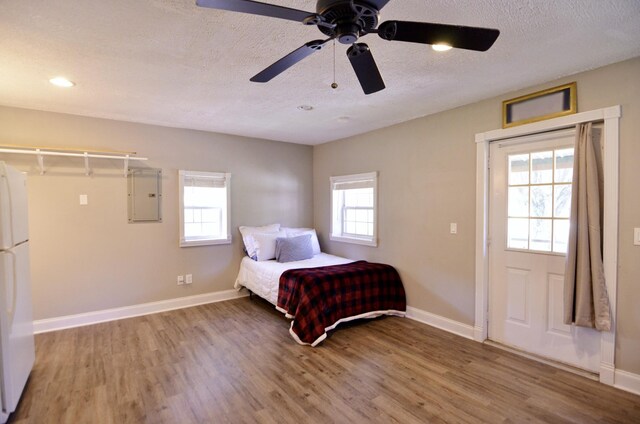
[330,172,377,246]
[507,148,573,253]
[179,170,231,247]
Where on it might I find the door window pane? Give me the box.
[530,219,552,251]
[508,187,529,217]
[509,154,529,185]
[508,218,529,249]
[555,148,574,183]
[554,184,572,218]
[553,220,570,253]
[530,185,552,217]
[531,151,553,184]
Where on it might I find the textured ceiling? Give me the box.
[1,0,639,145]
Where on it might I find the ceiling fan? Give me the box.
[196,0,500,94]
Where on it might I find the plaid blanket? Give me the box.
[276,261,406,346]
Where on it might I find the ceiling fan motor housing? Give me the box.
[316,0,379,44]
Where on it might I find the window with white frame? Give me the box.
[179,170,231,247]
[330,172,377,246]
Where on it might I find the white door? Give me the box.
[488,129,601,372]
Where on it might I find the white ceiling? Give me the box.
[1,0,639,145]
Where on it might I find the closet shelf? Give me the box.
[0,145,148,176]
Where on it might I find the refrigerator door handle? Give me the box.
[0,174,15,248]
[6,250,17,328]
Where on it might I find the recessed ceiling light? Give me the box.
[49,77,75,87]
[432,43,453,52]
[297,105,313,111]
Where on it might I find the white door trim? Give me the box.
[474,105,621,385]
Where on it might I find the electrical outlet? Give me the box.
[177,275,184,285]
[186,274,193,284]
[634,228,640,246]
[450,223,458,234]
[79,194,88,205]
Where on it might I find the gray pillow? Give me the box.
[275,234,314,263]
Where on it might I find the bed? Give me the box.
[235,252,407,346]
[235,253,352,305]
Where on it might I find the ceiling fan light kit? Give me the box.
[49,77,75,88]
[196,0,500,94]
[432,43,453,52]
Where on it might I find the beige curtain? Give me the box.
[564,122,611,331]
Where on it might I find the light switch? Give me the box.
[79,194,88,205]
[634,228,640,246]
[450,223,458,234]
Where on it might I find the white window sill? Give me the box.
[180,236,232,248]
[330,235,377,247]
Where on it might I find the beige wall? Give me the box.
[0,106,313,320]
[313,57,640,374]
[1,58,637,375]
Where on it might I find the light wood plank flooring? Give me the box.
[9,297,640,423]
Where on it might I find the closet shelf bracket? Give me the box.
[36,149,45,175]
[84,152,91,176]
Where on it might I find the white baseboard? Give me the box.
[473,325,487,342]
[600,363,615,385]
[33,289,248,334]
[614,369,640,396]
[405,306,475,340]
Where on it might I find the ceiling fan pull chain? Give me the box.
[331,39,338,90]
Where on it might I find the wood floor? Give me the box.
[9,297,640,424]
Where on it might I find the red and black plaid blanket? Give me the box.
[276,261,406,346]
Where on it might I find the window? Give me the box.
[330,172,377,246]
[179,170,231,247]
[506,148,573,254]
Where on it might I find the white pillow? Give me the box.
[282,227,321,255]
[239,224,280,259]
[253,231,287,261]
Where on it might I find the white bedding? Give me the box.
[234,253,353,305]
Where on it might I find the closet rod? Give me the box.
[0,148,147,161]
[0,144,137,156]
[0,147,148,176]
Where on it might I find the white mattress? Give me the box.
[234,253,353,305]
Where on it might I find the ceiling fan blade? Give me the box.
[250,39,330,83]
[196,0,314,23]
[347,43,385,95]
[378,21,500,52]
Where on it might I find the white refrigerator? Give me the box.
[0,162,34,424]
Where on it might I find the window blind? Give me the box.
[183,173,227,188]
[332,179,374,191]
